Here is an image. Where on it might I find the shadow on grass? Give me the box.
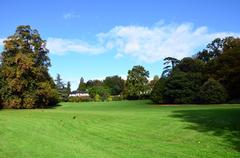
[171,107,240,151]
[45,103,62,109]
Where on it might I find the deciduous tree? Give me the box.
[0,25,58,108]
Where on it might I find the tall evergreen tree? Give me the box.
[66,81,71,96]
[54,74,69,102]
[78,77,86,91]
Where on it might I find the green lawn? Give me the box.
[0,100,239,158]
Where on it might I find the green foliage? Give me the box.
[86,80,103,90]
[151,37,240,104]
[111,95,123,101]
[198,78,227,104]
[94,94,101,102]
[66,81,71,96]
[162,57,180,77]
[0,25,58,108]
[163,71,203,104]
[88,86,111,101]
[103,75,125,95]
[126,65,149,99]
[68,96,92,102]
[107,96,112,101]
[176,57,205,73]
[78,77,86,91]
[207,37,240,100]
[150,78,166,103]
[148,75,159,91]
[54,74,69,102]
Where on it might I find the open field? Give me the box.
[0,100,240,158]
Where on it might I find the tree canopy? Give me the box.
[0,25,59,108]
[126,65,149,99]
[151,37,240,104]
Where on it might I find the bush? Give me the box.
[112,95,123,101]
[94,94,101,102]
[198,78,227,104]
[107,96,112,101]
[68,96,92,102]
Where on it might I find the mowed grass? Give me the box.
[0,100,240,158]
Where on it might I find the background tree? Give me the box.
[126,65,149,99]
[198,78,227,103]
[0,25,58,108]
[151,57,205,104]
[66,81,71,97]
[88,86,110,101]
[151,37,240,104]
[206,37,240,100]
[149,75,159,91]
[78,77,86,91]
[164,70,204,104]
[55,74,65,90]
[150,78,166,103]
[162,57,180,77]
[54,74,68,102]
[86,80,103,90]
[103,75,125,95]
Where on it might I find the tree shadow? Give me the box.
[43,103,62,109]
[171,107,240,151]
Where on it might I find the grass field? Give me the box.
[0,100,240,158]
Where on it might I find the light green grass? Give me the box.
[0,100,239,158]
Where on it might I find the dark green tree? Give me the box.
[55,74,65,90]
[163,70,203,104]
[78,77,86,91]
[150,78,166,103]
[176,57,205,73]
[198,78,227,103]
[66,81,71,97]
[103,75,125,95]
[54,74,68,102]
[207,37,240,100]
[162,57,180,77]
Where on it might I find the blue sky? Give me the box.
[0,0,240,90]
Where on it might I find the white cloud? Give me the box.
[47,38,105,55]
[0,38,4,46]
[46,22,240,62]
[97,23,240,62]
[63,12,80,20]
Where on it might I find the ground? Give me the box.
[0,100,239,158]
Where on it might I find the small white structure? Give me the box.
[69,91,90,97]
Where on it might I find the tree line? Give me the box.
[151,37,240,104]
[0,25,239,108]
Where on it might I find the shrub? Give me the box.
[112,95,123,101]
[94,94,101,102]
[198,78,227,104]
[68,96,92,102]
[107,96,112,101]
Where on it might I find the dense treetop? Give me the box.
[0,25,58,108]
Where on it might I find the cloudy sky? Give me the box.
[0,0,240,90]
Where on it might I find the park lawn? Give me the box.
[0,100,239,158]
